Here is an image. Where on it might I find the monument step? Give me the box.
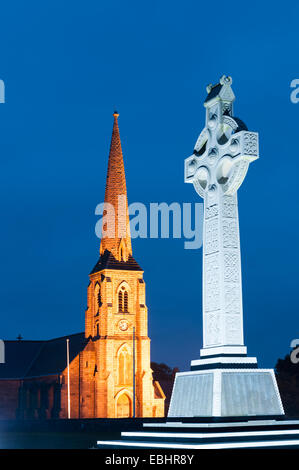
[143,419,299,432]
[121,428,299,443]
[97,437,299,449]
[190,355,258,370]
[96,419,299,449]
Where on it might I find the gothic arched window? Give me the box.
[118,286,129,313]
[124,291,128,313]
[117,345,132,385]
[118,290,123,312]
[94,283,101,313]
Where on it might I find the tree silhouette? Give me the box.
[151,362,179,413]
[275,349,299,416]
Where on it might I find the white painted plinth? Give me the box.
[168,369,284,418]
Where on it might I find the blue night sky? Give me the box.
[0,0,298,371]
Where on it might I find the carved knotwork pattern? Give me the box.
[184,81,260,350]
[224,251,240,282]
[244,132,258,155]
[205,218,218,254]
[205,254,220,312]
[222,202,236,218]
[206,313,221,345]
[222,196,236,218]
[225,315,242,343]
[224,284,240,315]
[206,204,218,219]
[223,219,238,248]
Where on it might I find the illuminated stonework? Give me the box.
[0,113,165,420]
[185,75,259,352]
[81,113,165,418]
[169,75,284,417]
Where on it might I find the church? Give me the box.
[0,113,165,420]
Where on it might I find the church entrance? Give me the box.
[116,393,132,418]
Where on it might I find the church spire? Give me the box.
[100,112,132,261]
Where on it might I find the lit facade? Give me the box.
[0,113,165,419]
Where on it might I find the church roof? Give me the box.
[0,332,86,380]
[90,249,143,274]
[99,112,132,261]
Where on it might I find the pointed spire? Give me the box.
[100,112,132,261]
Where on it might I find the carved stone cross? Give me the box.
[185,75,259,357]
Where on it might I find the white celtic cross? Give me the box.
[185,75,259,357]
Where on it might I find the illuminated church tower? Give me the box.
[84,112,165,418]
[0,112,164,421]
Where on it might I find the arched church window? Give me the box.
[94,283,102,313]
[97,287,102,307]
[117,346,133,385]
[124,291,128,312]
[118,290,123,312]
[118,286,129,313]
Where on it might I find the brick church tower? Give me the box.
[0,112,164,420]
[84,112,165,418]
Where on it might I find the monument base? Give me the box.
[97,418,299,449]
[168,367,284,418]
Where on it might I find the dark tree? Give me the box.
[275,349,299,416]
[151,362,179,413]
[151,362,178,382]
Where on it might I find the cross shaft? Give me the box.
[185,76,259,356]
